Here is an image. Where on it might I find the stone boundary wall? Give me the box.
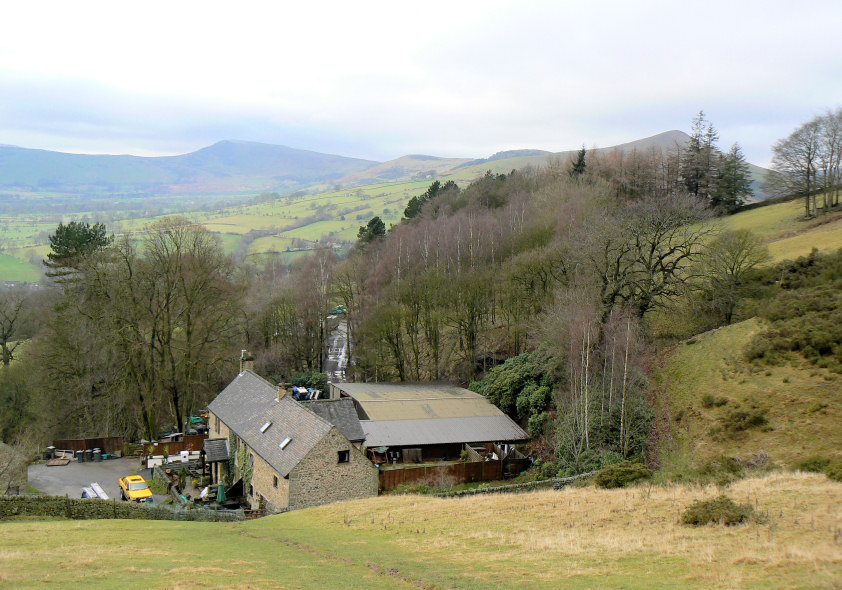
[433,471,597,498]
[0,495,243,522]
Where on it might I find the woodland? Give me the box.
[2,110,842,476]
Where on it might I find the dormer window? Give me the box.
[279,437,291,450]
[260,422,272,433]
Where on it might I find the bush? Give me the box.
[289,371,328,392]
[471,352,554,421]
[795,456,831,473]
[594,461,652,489]
[701,393,728,408]
[527,411,549,437]
[681,495,762,526]
[540,461,558,479]
[696,455,743,486]
[825,460,842,483]
[721,408,768,435]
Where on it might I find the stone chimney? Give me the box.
[239,350,254,373]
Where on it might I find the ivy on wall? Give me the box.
[237,441,253,495]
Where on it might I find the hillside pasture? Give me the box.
[655,318,842,476]
[722,198,842,262]
[766,216,842,262]
[1,473,839,588]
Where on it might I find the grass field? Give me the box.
[720,199,842,262]
[0,252,41,282]
[654,318,842,476]
[2,472,839,589]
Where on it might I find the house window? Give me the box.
[249,484,254,497]
[338,450,350,463]
[249,453,254,467]
[273,475,278,489]
[214,416,220,434]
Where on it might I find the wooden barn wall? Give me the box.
[379,460,505,491]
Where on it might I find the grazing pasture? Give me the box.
[1,472,839,589]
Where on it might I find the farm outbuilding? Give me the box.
[327,383,529,464]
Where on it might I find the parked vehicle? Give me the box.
[119,475,152,502]
[80,482,109,500]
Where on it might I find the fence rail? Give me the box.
[142,435,207,456]
[53,437,123,454]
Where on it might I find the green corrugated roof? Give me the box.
[333,383,502,421]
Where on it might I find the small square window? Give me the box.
[273,475,278,488]
[338,450,350,463]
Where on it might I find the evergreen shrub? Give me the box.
[681,495,762,526]
[594,461,651,489]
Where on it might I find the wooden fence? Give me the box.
[143,435,207,456]
[53,437,123,454]
[380,460,504,491]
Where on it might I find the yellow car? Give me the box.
[119,475,153,502]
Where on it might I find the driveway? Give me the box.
[28,456,153,500]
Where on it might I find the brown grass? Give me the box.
[249,471,842,589]
[2,473,840,588]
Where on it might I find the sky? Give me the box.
[1,1,840,167]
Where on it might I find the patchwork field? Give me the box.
[2,472,839,589]
[2,178,841,284]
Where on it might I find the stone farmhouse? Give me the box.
[206,369,377,512]
[205,353,531,511]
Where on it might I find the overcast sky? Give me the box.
[1,1,840,166]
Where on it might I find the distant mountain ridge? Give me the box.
[0,131,769,200]
[0,140,377,197]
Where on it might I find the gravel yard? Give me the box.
[28,456,154,500]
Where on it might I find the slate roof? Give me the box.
[203,438,229,463]
[302,399,365,442]
[360,416,529,447]
[330,383,501,420]
[207,370,334,477]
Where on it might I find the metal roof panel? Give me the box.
[360,416,529,447]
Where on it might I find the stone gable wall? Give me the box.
[289,427,377,510]
[208,411,230,442]
[249,450,290,511]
